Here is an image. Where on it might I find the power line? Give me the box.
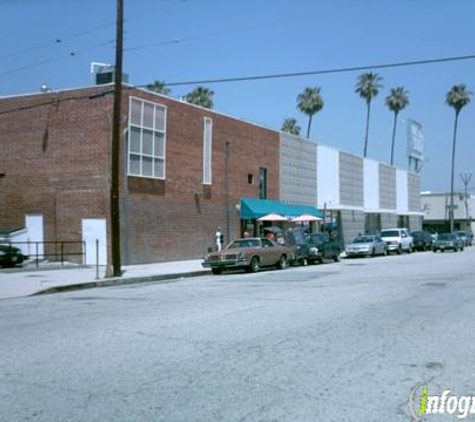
[0,40,115,78]
[0,22,115,63]
[161,53,475,87]
[0,88,117,117]
[1,53,474,117]
[0,0,186,63]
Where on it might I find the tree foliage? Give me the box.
[146,80,171,96]
[185,86,214,109]
[296,87,324,138]
[281,117,301,136]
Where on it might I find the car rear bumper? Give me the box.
[346,250,370,256]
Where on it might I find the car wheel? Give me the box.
[248,257,260,273]
[397,245,402,255]
[211,268,222,275]
[278,254,289,270]
[370,248,376,257]
[461,247,464,252]
[408,244,413,254]
[384,248,389,256]
[333,253,340,262]
[301,257,308,266]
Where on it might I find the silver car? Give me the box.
[345,235,388,257]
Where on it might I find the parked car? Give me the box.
[379,228,413,254]
[454,230,473,247]
[432,233,465,252]
[284,229,311,266]
[345,235,388,257]
[307,233,342,264]
[0,244,27,268]
[202,238,295,275]
[410,230,433,251]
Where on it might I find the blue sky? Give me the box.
[2,0,474,193]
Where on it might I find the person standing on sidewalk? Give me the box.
[215,227,224,251]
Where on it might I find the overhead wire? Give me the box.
[1,52,475,118]
[159,54,475,87]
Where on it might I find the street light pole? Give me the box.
[110,0,123,277]
[460,171,472,230]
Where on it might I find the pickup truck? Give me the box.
[379,228,413,254]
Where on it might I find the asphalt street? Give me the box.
[1,248,475,421]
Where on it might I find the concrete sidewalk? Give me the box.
[0,259,210,300]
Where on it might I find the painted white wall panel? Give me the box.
[396,169,409,213]
[25,214,44,257]
[317,145,339,209]
[82,218,107,266]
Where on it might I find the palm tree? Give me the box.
[385,87,409,165]
[185,86,214,109]
[355,72,383,157]
[281,117,301,136]
[296,87,324,138]
[446,84,472,232]
[146,80,171,96]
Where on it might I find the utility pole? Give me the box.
[110,0,123,277]
[460,171,472,230]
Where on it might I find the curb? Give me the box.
[32,269,211,296]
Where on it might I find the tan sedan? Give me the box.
[202,238,295,275]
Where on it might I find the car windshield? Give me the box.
[292,230,307,245]
[309,234,328,243]
[352,236,374,243]
[227,239,260,249]
[380,230,399,237]
[454,232,466,237]
[438,234,453,240]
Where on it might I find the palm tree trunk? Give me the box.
[363,100,371,157]
[450,111,459,232]
[306,115,313,139]
[390,111,398,166]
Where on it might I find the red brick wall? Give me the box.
[0,87,114,260]
[123,88,280,262]
[0,86,280,264]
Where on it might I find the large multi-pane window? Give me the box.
[128,97,166,179]
[202,117,212,185]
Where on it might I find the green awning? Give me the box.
[240,198,323,220]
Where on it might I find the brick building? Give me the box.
[0,84,422,265]
[0,85,282,264]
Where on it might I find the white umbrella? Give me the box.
[257,213,288,222]
[291,214,323,222]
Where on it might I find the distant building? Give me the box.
[421,191,474,233]
[279,132,422,243]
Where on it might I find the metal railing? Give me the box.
[0,240,86,267]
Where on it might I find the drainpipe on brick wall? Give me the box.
[225,141,231,243]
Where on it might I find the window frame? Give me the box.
[202,117,212,185]
[259,167,267,199]
[127,96,167,180]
